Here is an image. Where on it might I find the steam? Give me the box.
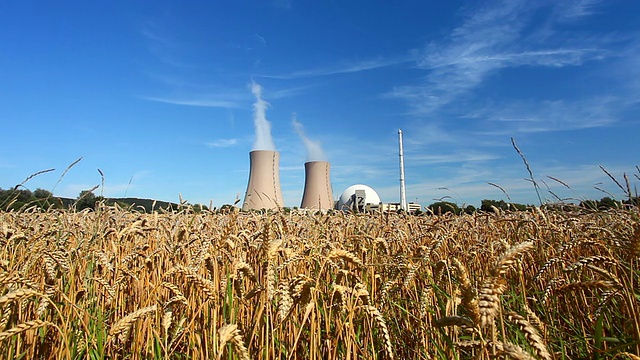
[292,114,327,162]
[251,82,276,151]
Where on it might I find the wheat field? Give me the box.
[0,204,638,359]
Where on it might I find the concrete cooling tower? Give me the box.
[242,150,284,211]
[300,161,333,210]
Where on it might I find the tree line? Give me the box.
[425,196,639,215]
[0,188,198,212]
[1,187,637,214]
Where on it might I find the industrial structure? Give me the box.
[300,161,333,210]
[333,129,420,213]
[242,150,284,211]
[240,129,421,213]
[335,183,421,213]
[398,129,408,211]
[336,184,382,212]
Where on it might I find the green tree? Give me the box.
[481,199,507,212]
[76,190,97,210]
[33,188,52,199]
[481,199,529,212]
[599,197,618,209]
[427,201,461,215]
[32,188,60,209]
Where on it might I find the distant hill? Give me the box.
[108,197,182,212]
[58,197,183,212]
[0,187,208,212]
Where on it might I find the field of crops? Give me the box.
[1,205,638,359]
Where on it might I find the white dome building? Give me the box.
[337,184,381,212]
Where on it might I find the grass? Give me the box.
[0,203,638,359]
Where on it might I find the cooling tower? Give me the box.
[300,161,333,210]
[242,150,284,211]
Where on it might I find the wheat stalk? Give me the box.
[451,257,481,326]
[0,288,44,306]
[0,320,53,342]
[506,311,551,360]
[501,342,537,360]
[328,248,364,268]
[217,324,250,360]
[361,304,394,360]
[107,305,157,344]
[169,265,218,301]
[491,241,534,277]
[478,277,507,327]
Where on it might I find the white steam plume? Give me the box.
[292,114,327,162]
[251,82,276,151]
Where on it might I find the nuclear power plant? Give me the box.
[241,83,419,213]
[240,132,420,213]
[241,150,284,211]
[242,145,408,212]
[300,161,333,210]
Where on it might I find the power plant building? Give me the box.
[336,184,381,212]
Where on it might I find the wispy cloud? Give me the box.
[141,95,244,108]
[613,39,640,96]
[472,97,618,134]
[388,0,610,115]
[404,122,458,146]
[268,84,316,99]
[262,57,411,80]
[139,20,192,68]
[409,152,500,165]
[552,0,604,23]
[207,139,239,148]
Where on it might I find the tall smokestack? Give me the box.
[300,161,333,210]
[398,129,407,211]
[242,150,284,211]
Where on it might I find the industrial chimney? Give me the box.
[300,161,333,210]
[242,150,284,211]
[398,129,408,211]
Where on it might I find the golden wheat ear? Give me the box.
[361,304,394,360]
[491,241,535,277]
[0,320,54,342]
[478,276,507,328]
[451,257,481,326]
[507,311,552,360]
[106,305,157,345]
[217,324,250,360]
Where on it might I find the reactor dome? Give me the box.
[337,184,381,211]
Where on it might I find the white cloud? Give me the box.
[263,57,411,80]
[404,122,458,146]
[552,0,604,23]
[409,152,500,165]
[473,97,618,134]
[207,139,239,148]
[139,20,192,68]
[268,84,316,99]
[388,0,610,115]
[141,95,243,108]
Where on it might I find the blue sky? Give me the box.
[1,0,639,208]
